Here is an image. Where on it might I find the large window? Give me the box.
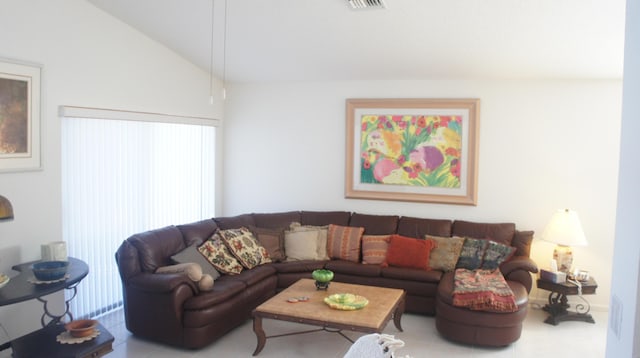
[61,107,218,319]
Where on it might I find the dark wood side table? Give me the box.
[10,322,114,358]
[0,257,89,326]
[536,277,597,325]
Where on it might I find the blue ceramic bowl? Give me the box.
[32,261,69,281]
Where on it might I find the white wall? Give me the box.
[606,0,640,356]
[224,79,622,309]
[0,0,221,340]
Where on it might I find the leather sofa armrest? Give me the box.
[500,256,538,276]
[500,256,539,294]
[129,272,199,295]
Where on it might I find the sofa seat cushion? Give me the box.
[381,266,442,283]
[325,260,381,277]
[437,271,528,310]
[227,265,276,287]
[183,279,246,310]
[270,260,328,273]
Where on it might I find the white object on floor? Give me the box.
[344,333,411,358]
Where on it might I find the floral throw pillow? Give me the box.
[219,227,272,269]
[198,232,244,275]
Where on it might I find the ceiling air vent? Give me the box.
[347,0,387,10]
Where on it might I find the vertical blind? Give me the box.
[61,107,217,319]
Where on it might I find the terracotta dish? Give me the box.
[65,319,98,338]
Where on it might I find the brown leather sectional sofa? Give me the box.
[115,210,538,349]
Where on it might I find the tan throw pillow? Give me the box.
[219,227,272,269]
[249,227,286,262]
[361,235,391,265]
[327,224,365,263]
[427,235,465,272]
[289,223,330,260]
[284,230,321,261]
[155,263,203,281]
[198,232,244,275]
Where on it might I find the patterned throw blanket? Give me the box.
[452,268,518,312]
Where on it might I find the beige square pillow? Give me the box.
[219,227,272,269]
[427,235,465,272]
[362,235,391,265]
[249,227,286,262]
[284,230,321,261]
[289,223,329,260]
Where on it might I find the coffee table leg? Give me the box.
[393,297,405,332]
[253,315,266,356]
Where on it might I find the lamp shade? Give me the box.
[0,195,14,221]
[541,209,588,247]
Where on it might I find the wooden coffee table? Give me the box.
[252,278,405,355]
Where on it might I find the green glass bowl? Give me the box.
[312,269,334,283]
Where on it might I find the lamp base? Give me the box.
[553,245,573,274]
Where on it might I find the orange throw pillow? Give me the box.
[384,234,435,270]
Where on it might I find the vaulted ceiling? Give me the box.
[87,0,626,83]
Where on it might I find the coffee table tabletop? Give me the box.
[252,278,405,355]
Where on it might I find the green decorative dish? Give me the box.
[324,293,369,311]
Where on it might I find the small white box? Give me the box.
[540,269,567,283]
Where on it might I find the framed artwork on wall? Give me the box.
[0,58,42,172]
[345,98,480,205]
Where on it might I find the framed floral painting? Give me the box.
[345,98,479,205]
[0,58,42,172]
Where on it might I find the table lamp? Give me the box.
[0,195,14,221]
[541,209,588,274]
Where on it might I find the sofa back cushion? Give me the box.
[300,211,351,226]
[349,213,399,235]
[512,230,534,257]
[214,214,255,229]
[452,220,516,246]
[396,216,452,238]
[128,226,186,272]
[253,211,301,230]
[177,219,218,247]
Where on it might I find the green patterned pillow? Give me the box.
[455,238,488,270]
[481,240,516,270]
[198,232,244,275]
[219,227,272,269]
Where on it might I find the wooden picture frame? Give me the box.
[0,58,42,172]
[345,98,480,205]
